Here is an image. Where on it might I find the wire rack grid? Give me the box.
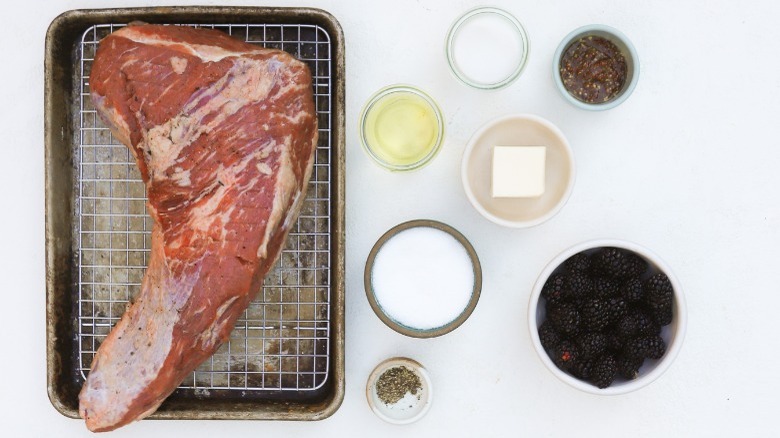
[76,23,333,393]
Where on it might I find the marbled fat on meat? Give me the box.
[78,24,318,432]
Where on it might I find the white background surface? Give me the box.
[3,0,779,436]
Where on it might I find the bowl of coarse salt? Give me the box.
[445,6,530,89]
[364,219,482,338]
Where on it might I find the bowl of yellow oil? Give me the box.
[359,85,445,171]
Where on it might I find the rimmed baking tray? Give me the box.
[45,6,345,421]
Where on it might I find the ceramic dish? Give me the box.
[364,220,482,338]
[461,114,575,228]
[366,357,433,424]
[552,24,639,110]
[528,239,687,395]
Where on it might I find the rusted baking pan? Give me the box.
[45,6,345,421]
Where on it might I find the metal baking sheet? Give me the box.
[45,7,345,421]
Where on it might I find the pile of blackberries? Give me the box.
[538,247,674,389]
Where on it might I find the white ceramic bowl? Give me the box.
[461,114,575,228]
[366,357,433,424]
[528,239,687,395]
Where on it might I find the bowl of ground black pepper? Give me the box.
[366,357,433,424]
[553,24,639,110]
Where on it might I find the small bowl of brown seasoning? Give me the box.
[366,357,433,424]
[553,24,639,110]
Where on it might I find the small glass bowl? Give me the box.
[359,85,445,172]
[553,24,640,110]
[366,357,433,424]
[445,7,529,90]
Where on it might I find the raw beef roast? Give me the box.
[79,24,318,432]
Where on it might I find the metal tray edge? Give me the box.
[46,8,80,420]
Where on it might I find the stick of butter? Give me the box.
[491,146,546,198]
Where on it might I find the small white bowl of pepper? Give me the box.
[366,357,433,424]
[553,24,640,110]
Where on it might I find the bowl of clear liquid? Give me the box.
[359,84,445,172]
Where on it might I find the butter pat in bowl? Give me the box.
[462,114,575,228]
[492,146,546,198]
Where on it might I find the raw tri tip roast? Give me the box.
[78,23,317,432]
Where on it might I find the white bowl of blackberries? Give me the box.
[529,240,687,395]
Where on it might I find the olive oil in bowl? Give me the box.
[360,85,444,171]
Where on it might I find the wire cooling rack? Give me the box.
[76,23,332,392]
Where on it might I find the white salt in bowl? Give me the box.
[461,114,576,228]
[445,6,529,89]
[366,357,433,424]
[364,219,482,338]
[528,239,687,395]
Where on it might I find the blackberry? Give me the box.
[591,247,648,279]
[616,309,660,339]
[538,321,561,351]
[551,340,578,370]
[593,277,620,299]
[621,277,644,303]
[606,297,628,325]
[635,310,661,336]
[625,335,666,360]
[644,273,674,326]
[576,332,607,359]
[651,306,673,327]
[580,298,610,332]
[615,355,644,380]
[570,356,597,380]
[616,313,639,339]
[591,355,617,389]
[564,252,591,273]
[547,303,581,336]
[542,272,569,305]
[565,271,594,302]
[605,332,624,352]
[645,272,673,297]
